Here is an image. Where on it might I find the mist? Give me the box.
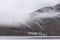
[0,0,36,26]
[0,0,60,26]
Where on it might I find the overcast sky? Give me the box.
[0,0,60,26]
[33,0,60,8]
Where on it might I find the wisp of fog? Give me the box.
[0,0,60,27]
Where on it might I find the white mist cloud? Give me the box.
[0,0,36,25]
[33,12,60,19]
[0,0,59,26]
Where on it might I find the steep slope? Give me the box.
[30,4,60,36]
[0,4,60,36]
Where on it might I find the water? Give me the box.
[0,36,60,39]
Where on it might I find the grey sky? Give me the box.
[33,0,60,8]
[0,0,60,26]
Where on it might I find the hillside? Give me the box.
[0,4,60,36]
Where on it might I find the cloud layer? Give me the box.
[0,0,59,26]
